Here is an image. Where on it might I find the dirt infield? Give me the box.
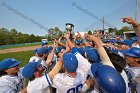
[0,45,41,54]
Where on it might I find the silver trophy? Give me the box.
[65,23,74,32]
[65,23,74,40]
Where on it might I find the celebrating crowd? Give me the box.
[0,17,140,93]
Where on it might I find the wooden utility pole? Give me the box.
[135,0,139,21]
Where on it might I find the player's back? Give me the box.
[27,75,51,93]
[52,71,84,93]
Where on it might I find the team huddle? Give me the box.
[0,17,140,93]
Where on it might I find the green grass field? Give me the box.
[0,50,34,67]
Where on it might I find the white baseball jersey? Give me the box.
[27,74,51,93]
[125,65,140,80]
[29,56,47,69]
[52,72,84,93]
[135,76,140,93]
[29,56,39,62]
[0,69,24,93]
[49,54,58,66]
[125,65,140,93]
[121,70,131,93]
[90,88,100,93]
[52,47,91,93]
[132,44,140,48]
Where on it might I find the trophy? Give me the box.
[65,23,74,40]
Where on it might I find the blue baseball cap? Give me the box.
[34,48,39,54]
[131,36,138,42]
[106,46,119,54]
[116,40,121,44]
[77,47,85,57]
[121,47,140,58]
[108,39,116,43]
[48,46,53,52]
[91,64,126,93]
[42,42,48,46]
[22,60,42,79]
[62,52,78,72]
[55,46,63,54]
[102,39,109,43]
[0,58,20,70]
[85,47,100,63]
[86,39,91,42]
[37,47,49,56]
[121,39,132,47]
[75,39,82,45]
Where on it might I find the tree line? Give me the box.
[108,26,134,35]
[0,26,133,45]
[0,28,42,45]
[45,26,134,41]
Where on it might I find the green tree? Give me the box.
[116,26,133,35]
[48,27,63,39]
[0,28,10,45]
[88,31,92,35]
[120,26,133,32]
[29,34,36,43]
[108,28,116,33]
[0,27,43,45]
[47,35,52,41]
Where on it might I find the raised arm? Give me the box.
[64,33,75,49]
[57,36,66,47]
[46,42,57,66]
[48,58,63,80]
[122,17,140,45]
[88,35,114,68]
[64,32,91,74]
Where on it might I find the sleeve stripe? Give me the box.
[74,52,78,55]
[45,74,52,86]
[71,47,79,55]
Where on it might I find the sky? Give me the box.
[0,0,140,36]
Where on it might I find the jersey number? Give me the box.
[67,84,83,93]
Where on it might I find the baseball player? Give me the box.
[29,47,49,67]
[42,39,49,48]
[121,47,140,93]
[118,39,132,51]
[28,48,39,64]
[84,35,130,93]
[51,33,93,93]
[131,37,140,48]
[29,42,57,72]
[22,58,62,93]
[52,51,92,93]
[0,58,25,93]
[52,33,125,93]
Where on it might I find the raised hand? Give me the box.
[122,17,139,26]
[77,32,83,38]
[64,32,70,39]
